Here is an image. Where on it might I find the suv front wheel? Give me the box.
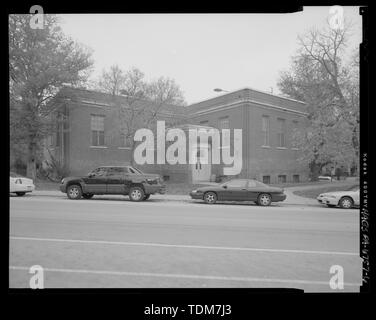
[67,184,83,200]
[129,186,145,202]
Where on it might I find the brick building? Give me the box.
[46,86,309,184]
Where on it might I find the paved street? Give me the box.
[9,192,362,292]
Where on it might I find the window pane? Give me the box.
[107,167,125,176]
[277,119,286,147]
[128,167,136,174]
[292,121,299,148]
[92,167,106,176]
[262,116,269,146]
[91,115,105,131]
[132,167,143,174]
[248,180,257,188]
[121,133,132,147]
[225,179,247,188]
[92,131,98,146]
[99,131,105,146]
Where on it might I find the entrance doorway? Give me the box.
[191,143,212,182]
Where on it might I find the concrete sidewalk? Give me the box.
[283,188,317,206]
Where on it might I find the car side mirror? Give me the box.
[88,173,94,178]
[222,185,227,189]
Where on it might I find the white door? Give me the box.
[192,144,211,182]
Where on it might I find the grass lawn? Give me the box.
[293,182,359,199]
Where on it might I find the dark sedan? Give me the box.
[189,179,286,206]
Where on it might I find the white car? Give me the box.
[317,187,359,209]
[10,172,35,196]
[318,175,333,181]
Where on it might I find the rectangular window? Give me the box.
[199,120,209,126]
[263,175,271,184]
[293,174,300,183]
[261,116,270,146]
[277,118,286,147]
[218,116,230,129]
[292,120,299,149]
[278,175,287,183]
[91,115,105,146]
[55,125,60,147]
[120,132,132,148]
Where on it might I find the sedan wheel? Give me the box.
[129,187,144,202]
[339,197,353,209]
[257,193,272,206]
[67,185,82,200]
[204,192,217,204]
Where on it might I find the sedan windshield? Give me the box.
[220,179,269,188]
[128,166,143,174]
[254,180,269,188]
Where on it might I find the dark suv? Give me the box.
[60,166,165,201]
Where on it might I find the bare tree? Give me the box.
[9,14,93,179]
[98,65,125,96]
[97,66,185,165]
[278,21,359,179]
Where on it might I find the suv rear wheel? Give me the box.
[67,185,82,200]
[129,186,145,202]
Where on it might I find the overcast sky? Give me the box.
[57,7,362,104]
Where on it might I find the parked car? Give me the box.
[318,175,333,181]
[9,172,35,196]
[60,166,165,201]
[317,186,359,209]
[189,179,286,206]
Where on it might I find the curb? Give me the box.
[30,190,320,207]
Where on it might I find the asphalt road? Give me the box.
[9,193,362,292]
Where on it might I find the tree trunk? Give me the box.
[26,141,37,180]
[130,142,136,166]
[309,161,321,181]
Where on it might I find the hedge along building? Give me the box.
[45,86,309,184]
